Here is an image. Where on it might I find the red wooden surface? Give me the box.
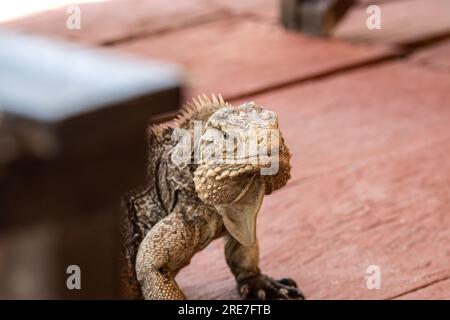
[2,0,449,299]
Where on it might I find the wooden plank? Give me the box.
[333,0,450,46]
[115,19,399,99]
[281,0,357,36]
[176,61,450,299]
[0,33,182,298]
[0,0,228,46]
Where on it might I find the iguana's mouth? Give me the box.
[215,154,270,166]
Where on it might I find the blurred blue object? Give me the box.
[0,31,183,123]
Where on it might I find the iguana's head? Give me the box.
[193,101,291,246]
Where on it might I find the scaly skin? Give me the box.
[122,94,304,300]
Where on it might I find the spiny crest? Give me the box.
[147,94,229,139]
[148,122,171,138]
[174,94,230,128]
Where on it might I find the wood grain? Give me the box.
[115,19,398,99]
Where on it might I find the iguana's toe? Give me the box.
[238,275,305,300]
[278,278,298,288]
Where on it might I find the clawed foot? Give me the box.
[238,275,305,300]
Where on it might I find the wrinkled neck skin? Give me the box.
[214,174,265,247]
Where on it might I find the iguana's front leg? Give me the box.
[224,235,305,300]
[136,207,222,299]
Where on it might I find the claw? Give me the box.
[257,289,266,299]
[237,274,305,300]
[279,288,289,295]
[278,278,298,288]
[277,278,304,299]
[239,284,249,298]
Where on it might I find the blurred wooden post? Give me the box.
[280,0,356,36]
[0,32,182,299]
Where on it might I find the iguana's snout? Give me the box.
[193,101,292,246]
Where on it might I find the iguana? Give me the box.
[121,94,304,300]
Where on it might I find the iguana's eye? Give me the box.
[223,132,230,140]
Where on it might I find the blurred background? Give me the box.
[0,0,449,299]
